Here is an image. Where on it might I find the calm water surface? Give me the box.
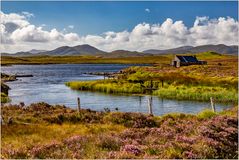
[1,64,232,115]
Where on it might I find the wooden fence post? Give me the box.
[148,96,153,115]
[210,97,215,112]
[77,97,81,112]
[150,80,153,88]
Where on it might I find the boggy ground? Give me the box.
[1,102,238,159]
[66,52,238,103]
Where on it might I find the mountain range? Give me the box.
[1,44,238,57]
[41,44,106,55]
[143,44,238,55]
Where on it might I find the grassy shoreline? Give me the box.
[1,102,238,159]
[66,80,237,103]
[66,52,238,103]
[1,73,16,103]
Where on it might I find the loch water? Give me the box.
[1,64,232,115]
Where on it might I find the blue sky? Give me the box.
[2,1,238,36]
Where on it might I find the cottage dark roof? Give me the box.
[176,55,198,63]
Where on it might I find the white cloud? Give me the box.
[145,8,150,13]
[0,11,80,52]
[40,24,46,27]
[68,25,74,29]
[21,11,34,18]
[0,11,238,53]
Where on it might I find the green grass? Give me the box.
[197,109,217,119]
[66,80,237,103]
[1,92,10,103]
[1,51,236,66]
[1,55,171,65]
[154,85,237,103]
[66,54,238,103]
[1,82,11,103]
[66,80,142,94]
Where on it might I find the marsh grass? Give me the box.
[66,53,238,103]
[66,80,142,94]
[197,109,217,119]
[1,92,10,103]
[66,80,237,103]
[154,85,237,103]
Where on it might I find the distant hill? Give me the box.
[29,49,47,54]
[1,44,238,57]
[143,44,238,55]
[40,44,106,56]
[188,44,238,55]
[102,50,153,58]
[1,44,106,57]
[1,49,47,57]
[1,52,33,57]
[144,46,193,54]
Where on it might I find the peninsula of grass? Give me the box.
[66,80,237,103]
[66,52,238,103]
[1,73,16,103]
[1,102,238,159]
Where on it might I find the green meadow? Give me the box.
[1,55,170,65]
[66,52,238,103]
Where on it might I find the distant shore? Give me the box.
[1,55,165,66]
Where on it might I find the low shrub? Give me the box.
[96,135,122,151]
[197,109,217,119]
[103,112,157,128]
[30,141,65,159]
[197,115,238,159]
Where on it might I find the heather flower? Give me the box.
[64,135,86,144]
[175,135,196,144]
[108,151,118,158]
[183,151,197,159]
[121,144,142,155]
[200,137,219,146]
[63,135,84,151]
[1,146,28,159]
[120,128,149,140]
[30,141,63,158]
[96,135,122,151]
[197,115,238,158]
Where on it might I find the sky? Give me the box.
[0,1,238,53]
